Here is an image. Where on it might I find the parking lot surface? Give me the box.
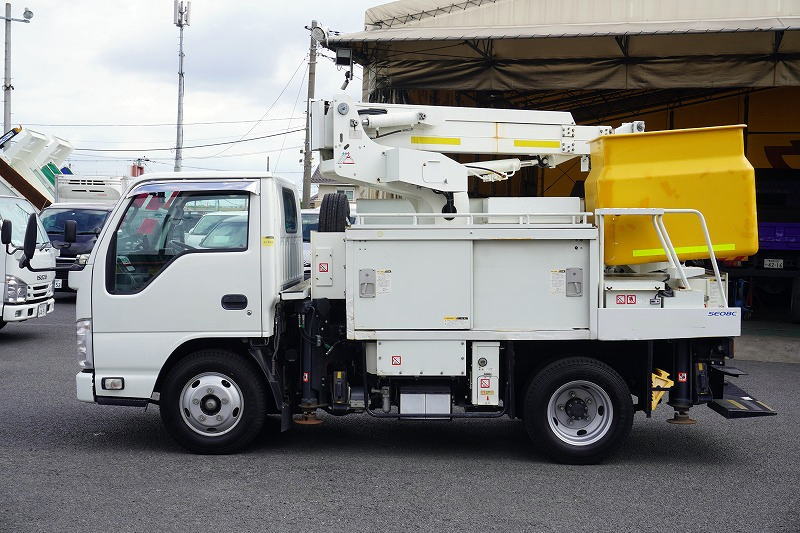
[1,296,797,532]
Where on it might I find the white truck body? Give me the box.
[66,97,773,463]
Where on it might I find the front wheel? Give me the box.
[160,350,267,454]
[524,357,633,464]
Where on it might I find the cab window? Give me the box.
[282,188,297,234]
[107,190,249,294]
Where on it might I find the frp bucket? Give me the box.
[585,125,758,266]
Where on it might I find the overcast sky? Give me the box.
[9,0,378,188]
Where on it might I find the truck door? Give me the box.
[90,180,262,399]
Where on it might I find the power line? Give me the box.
[67,144,304,162]
[20,116,305,127]
[211,56,307,157]
[73,127,304,153]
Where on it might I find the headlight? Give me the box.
[4,275,28,303]
[76,318,93,369]
[45,280,54,297]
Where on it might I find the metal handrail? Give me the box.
[353,212,592,226]
[596,208,728,308]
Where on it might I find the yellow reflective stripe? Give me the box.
[756,400,774,411]
[410,136,461,145]
[632,243,735,258]
[514,139,561,149]
[726,399,747,410]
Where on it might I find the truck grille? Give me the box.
[28,283,51,301]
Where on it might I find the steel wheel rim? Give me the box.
[547,380,613,446]
[179,372,244,437]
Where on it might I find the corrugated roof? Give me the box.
[329,0,800,42]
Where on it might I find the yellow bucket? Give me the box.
[585,125,758,266]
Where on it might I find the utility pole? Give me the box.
[173,1,190,172]
[1,3,32,134]
[301,20,318,208]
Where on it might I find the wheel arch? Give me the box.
[152,338,278,413]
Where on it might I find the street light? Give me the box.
[0,3,33,134]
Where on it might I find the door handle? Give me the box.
[221,294,248,310]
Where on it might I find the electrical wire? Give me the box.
[210,56,307,157]
[20,117,305,128]
[275,65,307,170]
[72,127,304,153]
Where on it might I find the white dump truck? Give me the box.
[0,195,56,328]
[5,95,774,463]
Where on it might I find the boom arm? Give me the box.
[309,95,614,214]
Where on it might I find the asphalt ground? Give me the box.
[0,295,797,532]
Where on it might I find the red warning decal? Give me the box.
[678,372,688,383]
[391,355,402,366]
[627,294,637,304]
[339,152,355,164]
[319,262,329,273]
[302,372,309,383]
[479,377,491,389]
[616,295,625,305]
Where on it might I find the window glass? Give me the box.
[0,197,48,245]
[301,212,319,242]
[336,188,355,201]
[41,208,110,234]
[282,188,297,233]
[108,190,249,294]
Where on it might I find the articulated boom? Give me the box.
[310,96,620,214]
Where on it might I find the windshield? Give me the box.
[302,213,319,242]
[41,207,110,234]
[0,197,48,246]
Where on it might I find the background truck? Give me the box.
[18,95,770,464]
[0,195,56,328]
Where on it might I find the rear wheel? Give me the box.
[160,350,267,454]
[524,357,633,464]
[318,192,350,232]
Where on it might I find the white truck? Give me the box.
[6,95,775,463]
[0,195,56,328]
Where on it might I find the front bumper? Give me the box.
[2,298,55,322]
[76,370,95,402]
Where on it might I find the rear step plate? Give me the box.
[708,382,777,419]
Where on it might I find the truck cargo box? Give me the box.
[585,125,758,266]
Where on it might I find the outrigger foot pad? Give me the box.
[667,410,697,425]
[295,412,323,425]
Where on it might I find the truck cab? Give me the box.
[0,195,56,328]
[40,202,113,291]
[71,171,301,406]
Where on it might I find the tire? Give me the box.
[159,349,267,454]
[523,357,633,464]
[318,193,350,232]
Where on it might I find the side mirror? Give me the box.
[64,219,77,243]
[1,219,11,245]
[22,213,37,263]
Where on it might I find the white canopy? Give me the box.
[328,0,800,90]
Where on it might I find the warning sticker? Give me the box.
[479,377,491,389]
[391,355,402,366]
[376,269,392,294]
[616,294,626,305]
[443,316,469,328]
[678,372,688,383]
[627,294,637,305]
[261,236,275,247]
[550,269,566,295]
[319,262,329,273]
[338,151,355,165]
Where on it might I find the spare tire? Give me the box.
[318,193,350,232]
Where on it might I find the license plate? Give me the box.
[37,303,47,318]
[54,279,62,289]
[764,258,784,269]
